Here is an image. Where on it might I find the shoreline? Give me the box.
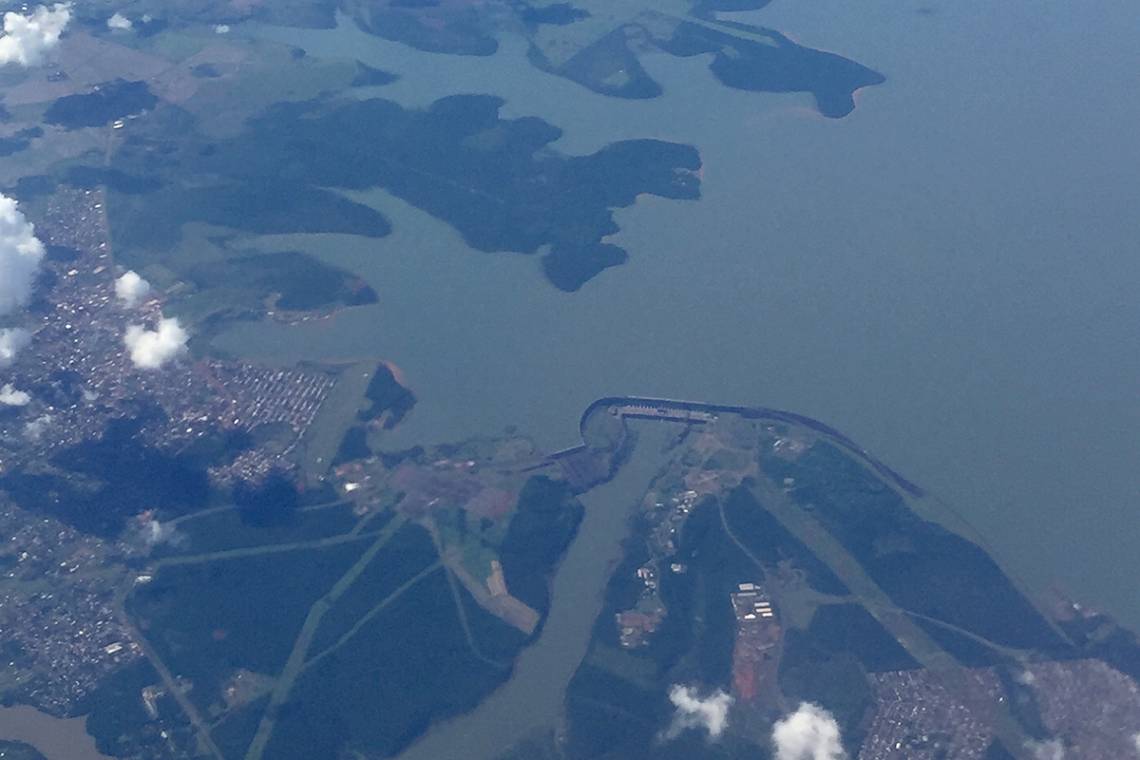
[568,395,924,497]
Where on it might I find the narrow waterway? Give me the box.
[397,422,672,760]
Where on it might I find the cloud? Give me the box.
[0,194,45,317]
[115,270,151,307]
[106,12,132,31]
[140,517,179,547]
[0,383,30,406]
[0,3,71,67]
[772,703,846,760]
[0,327,32,367]
[664,685,733,740]
[1133,732,1140,755]
[1026,739,1064,760]
[23,413,51,440]
[124,317,188,369]
[214,24,230,34]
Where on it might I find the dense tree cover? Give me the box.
[806,604,920,672]
[358,364,416,428]
[107,93,699,290]
[763,443,1067,653]
[723,487,850,595]
[233,471,300,527]
[499,475,584,616]
[44,80,158,129]
[0,413,222,536]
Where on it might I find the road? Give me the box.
[243,515,409,760]
[112,576,224,760]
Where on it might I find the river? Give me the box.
[0,705,110,760]
[397,422,673,760]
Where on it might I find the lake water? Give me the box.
[218,0,1140,644]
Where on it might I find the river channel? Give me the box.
[0,705,110,760]
[397,422,672,760]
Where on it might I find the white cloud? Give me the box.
[115,270,151,307]
[214,24,230,34]
[1026,739,1065,760]
[0,194,45,317]
[106,12,132,31]
[1133,732,1140,755]
[23,413,50,440]
[0,327,32,367]
[0,383,30,406]
[141,518,177,546]
[1016,669,1036,686]
[772,703,846,760]
[663,685,733,740]
[0,3,71,67]
[124,317,188,369]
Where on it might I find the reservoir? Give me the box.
[218,0,1140,650]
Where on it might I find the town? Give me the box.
[584,401,1140,758]
[0,186,345,715]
